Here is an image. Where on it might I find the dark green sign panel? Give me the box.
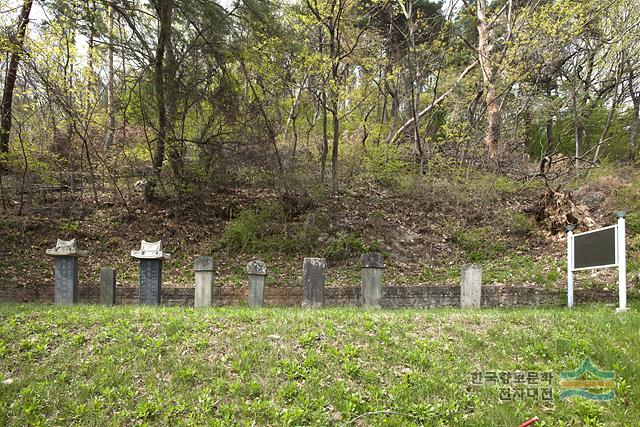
[574,227,617,269]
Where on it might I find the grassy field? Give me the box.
[0,304,639,426]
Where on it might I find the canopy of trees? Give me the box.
[1,0,639,206]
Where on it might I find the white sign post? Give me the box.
[566,225,575,308]
[566,211,628,312]
[617,212,627,312]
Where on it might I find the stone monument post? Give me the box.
[360,252,384,308]
[131,240,170,306]
[302,258,326,308]
[46,239,87,305]
[247,260,267,307]
[460,263,482,308]
[100,267,116,305]
[194,256,215,308]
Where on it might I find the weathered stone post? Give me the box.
[302,257,326,308]
[460,264,482,308]
[131,240,170,306]
[194,256,215,308]
[100,268,116,305]
[46,239,87,305]
[361,252,384,308]
[247,260,267,307]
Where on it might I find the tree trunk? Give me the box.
[545,80,554,153]
[320,90,328,183]
[318,26,328,184]
[593,55,623,163]
[575,123,583,170]
[65,25,76,191]
[0,0,33,156]
[85,5,99,204]
[630,103,639,162]
[148,0,172,200]
[331,97,339,195]
[166,38,181,181]
[105,3,115,148]
[400,1,423,165]
[329,22,340,195]
[629,60,639,162]
[476,0,500,162]
[545,118,554,153]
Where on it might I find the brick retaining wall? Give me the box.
[0,284,620,308]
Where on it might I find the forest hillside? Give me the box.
[1,0,639,291]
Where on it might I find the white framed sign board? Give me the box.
[566,212,627,312]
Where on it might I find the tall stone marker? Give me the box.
[361,252,384,308]
[46,239,87,305]
[460,264,482,308]
[131,240,170,306]
[302,257,326,308]
[100,268,116,305]
[194,256,215,308]
[247,260,267,307]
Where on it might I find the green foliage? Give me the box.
[483,253,563,286]
[454,226,507,262]
[469,172,542,196]
[222,209,262,252]
[57,219,79,234]
[122,142,152,164]
[325,233,366,262]
[221,202,318,256]
[627,212,640,235]
[510,212,535,236]
[362,143,413,188]
[626,226,640,278]
[3,139,60,185]
[610,175,640,274]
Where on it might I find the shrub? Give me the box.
[454,226,506,262]
[510,212,534,236]
[221,202,318,256]
[325,233,366,262]
[362,143,413,188]
[221,209,261,252]
[57,220,79,234]
[625,211,640,235]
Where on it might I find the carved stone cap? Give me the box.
[46,239,88,257]
[360,252,384,268]
[247,260,267,276]
[194,256,215,272]
[131,240,170,260]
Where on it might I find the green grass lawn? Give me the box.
[0,304,639,426]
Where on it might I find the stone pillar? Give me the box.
[100,268,116,305]
[361,252,384,308]
[461,264,482,308]
[131,240,170,306]
[194,256,215,308]
[302,257,326,308]
[247,260,267,307]
[46,239,87,305]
